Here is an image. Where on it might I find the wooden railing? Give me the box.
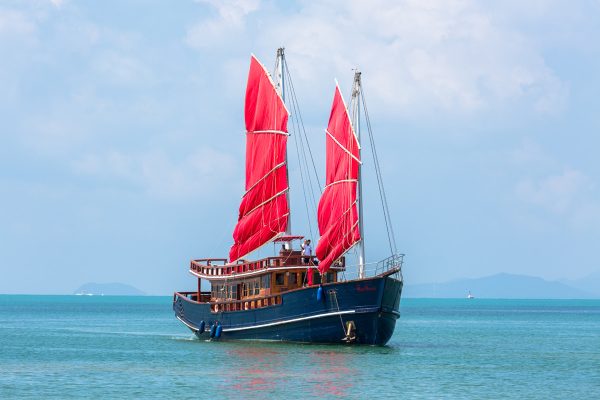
[174,291,282,312]
[190,255,344,277]
[174,291,211,302]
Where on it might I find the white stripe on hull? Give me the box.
[223,310,356,332]
[176,316,200,332]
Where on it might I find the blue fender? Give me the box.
[215,324,223,339]
[198,320,206,334]
[317,286,324,302]
[209,324,216,338]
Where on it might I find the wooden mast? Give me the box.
[275,47,292,249]
[351,71,366,279]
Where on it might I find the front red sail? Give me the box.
[316,85,361,273]
[229,55,290,262]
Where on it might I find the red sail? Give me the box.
[229,55,290,262]
[316,85,361,273]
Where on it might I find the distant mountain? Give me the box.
[404,273,596,299]
[74,282,146,296]
[562,270,600,297]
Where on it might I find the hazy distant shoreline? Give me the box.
[404,272,600,299]
[1,271,598,299]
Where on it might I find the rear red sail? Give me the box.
[316,85,361,273]
[229,55,290,262]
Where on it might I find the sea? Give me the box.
[0,296,598,399]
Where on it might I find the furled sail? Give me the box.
[315,85,361,273]
[229,55,290,262]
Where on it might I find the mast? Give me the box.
[351,71,366,279]
[275,47,292,249]
[275,48,285,102]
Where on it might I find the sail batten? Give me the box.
[324,179,358,189]
[316,85,361,273]
[229,55,290,262]
[242,162,286,197]
[325,130,362,164]
[242,188,289,217]
[248,130,289,135]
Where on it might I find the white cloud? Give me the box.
[93,51,153,85]
[186,0,261,49]
[0,8,36,37]
[186,0,569,115]
[510,138,555,168]
[72,148,239,201]
[284,0,568,114]
[511,141,600,230]
[21,117,87,155]
[516,169,592,214]
[50,0,65,9]
[199,0,260,23]
[570,202,600,230]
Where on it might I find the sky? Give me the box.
[1,0,600,295]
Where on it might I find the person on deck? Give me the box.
[302,239,313,264]
[302,239,318,286]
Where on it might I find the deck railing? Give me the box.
[188,253,402,281]
[189,255,344,277]
[343,253,404,281]
[174,291,211,303]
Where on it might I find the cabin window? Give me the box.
[289,273,298,285]
[212,284,225,299]
[253,280,260,295]
[261,274,271,289]
[275,273,285,285]
[240,278,262,297]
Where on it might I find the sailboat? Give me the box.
[173,49,403,345]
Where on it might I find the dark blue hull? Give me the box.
[173,273,402,345]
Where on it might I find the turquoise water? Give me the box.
[0,296,598,399]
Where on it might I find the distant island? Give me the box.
[73,282,146,296]
[404,272,600,299]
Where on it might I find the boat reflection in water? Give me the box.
[222,345,355,397]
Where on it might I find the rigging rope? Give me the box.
[282,57,322,241]
[292,119,315,241]
[284,58,323,192]
[359,84,398,256]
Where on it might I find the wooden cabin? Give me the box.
[181,240,345,313]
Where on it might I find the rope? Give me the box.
[329,289,346,334]
[292,123,314,240]
[282,56,322,241]
[360,83,398,256]
[284,57,322,191]
[284,58,322,229]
